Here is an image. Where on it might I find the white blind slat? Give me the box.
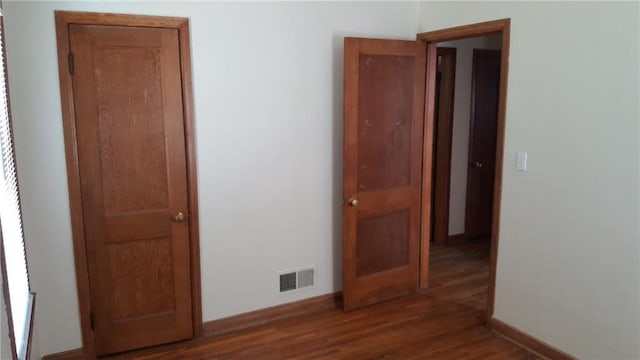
[0,15,32,360]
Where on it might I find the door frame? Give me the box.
[54,11,202,358]
[417,18,510,321]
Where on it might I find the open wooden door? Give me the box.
[343,38,426,311]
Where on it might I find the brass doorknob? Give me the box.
[473,161,483,168]
[348,197,359,207]
[173,212,186,223]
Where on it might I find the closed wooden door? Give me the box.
[69,24,193,355]
[343,38,426,311]
[465,49,501,239]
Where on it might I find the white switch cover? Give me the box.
[516,152,528,171]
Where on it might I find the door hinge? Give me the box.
[68,53,75,75]
[89,311,94,330]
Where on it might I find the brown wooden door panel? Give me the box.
[343,38,426,311]
[432,48,456,244]
[104,211,172,242]
[465,49,501,239]
[69,24,193,355]
[356,188,419,217]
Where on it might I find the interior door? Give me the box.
[465,49,501,239]
[432,48,456,244]
[69,24,193,355]
[343,38,426,311]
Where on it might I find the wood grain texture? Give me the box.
[417,19,509,42]
[55,11,201,358]
[69,23,193,355]
[489,318,576,360]
[82,242,539,360]
[108,238,175,319]
[69,24,193,355]
[177,20,203,339]
[419,42,437,290]
[343,37,426,311]
[432,47,456,245]
[42,348,86,360]
[487,20,511,322]
[45,243,553,359]
[202,293,342,338]
[356,210,410,276]
[54,11,187,28]
[104,211,170,243]
[448,233,468,243]
[357,54,414,191]
[90,42,168,214]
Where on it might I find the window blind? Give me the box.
[0,14,32,360]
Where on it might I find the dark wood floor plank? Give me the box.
[104,239,538,360]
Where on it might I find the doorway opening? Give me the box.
[341,20,510,319]
[418,19,510,322]
[429,34,502,318]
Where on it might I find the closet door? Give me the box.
[465,49,501,239]
[69,23,193,355]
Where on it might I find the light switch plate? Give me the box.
[516,152,527,171]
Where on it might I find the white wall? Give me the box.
[2,1,419,357]
[5,1,640,359]
[421,2,640,359]
[438,35,502,236]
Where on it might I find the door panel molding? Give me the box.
[417,19,510,321]
[54,11,201,358]
[343,37,426,311]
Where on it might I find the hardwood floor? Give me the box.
[105,239,539,360]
